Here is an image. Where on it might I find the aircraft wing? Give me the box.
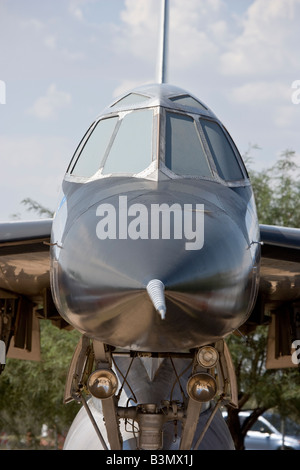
[1,219,299,366]
[248,224,300,368]
[0,219,66,361]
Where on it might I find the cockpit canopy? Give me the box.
[67,84,248,185]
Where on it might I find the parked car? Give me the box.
[223,411,300,450]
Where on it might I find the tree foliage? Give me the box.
[226,328,300,449]
[225,148,300,449]
[2,149,300,449]
[21,198,54,218]
[247,148,300,227]
[0,322,80,449]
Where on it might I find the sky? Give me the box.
[0,0,299,220]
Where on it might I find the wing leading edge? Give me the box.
[0,219,67,363]
[0,220,299,368]
[246,224,300,368]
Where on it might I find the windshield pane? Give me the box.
[170,95,207,111]
[201,119,244,181]
[165,113,212,177]
[111,93,150,108]
[102,109,153,174]
[71,117,118,177]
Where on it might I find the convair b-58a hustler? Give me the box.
[1,0,300,451]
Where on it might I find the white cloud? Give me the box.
[232,81,291,105]
[68,0,98,22]
[28,84,72,120]
[68,0,86,21]
[44,35,57,50]
[24,18,44,31]
[220,0,300,77]
[70,6,84,21]
[116,0,228,81]
[231,80,299,129]
[117,0,159,57]
[113,80,148,99]
[0,134,73,219]
[169,1,220,69]
[273,105,300,129]
[120,0,163,30]
[114,0,300,86]
[0,0,299,214]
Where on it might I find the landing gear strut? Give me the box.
[64,336,237,450]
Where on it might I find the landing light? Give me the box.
[187,373,217,402]
[197,346,219,368]
[87,369,118,399]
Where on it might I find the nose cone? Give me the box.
[51,182,259,351]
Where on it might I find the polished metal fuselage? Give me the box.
[50,83,261,352]
[50,176,260,351]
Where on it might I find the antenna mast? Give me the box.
[157,0,169,84]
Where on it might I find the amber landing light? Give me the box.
[187,373,217,402]
[197,346,219,368]
[88,369,118,399]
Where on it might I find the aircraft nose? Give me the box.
[52,185,258,351]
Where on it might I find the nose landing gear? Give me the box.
[64,336,237,450]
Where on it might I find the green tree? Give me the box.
[11,198,54,220]
[248,148,300,227]
[0,321,80,449]
[225,148,300,449]
[21,198,54,218]
[225,328,300,450]
[0,198,80,448]
[267,149,300,227]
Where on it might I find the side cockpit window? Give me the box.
[200,119,244,181]
[70,109,153,178]
[71,117,118,177]
[165,112,212,178]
